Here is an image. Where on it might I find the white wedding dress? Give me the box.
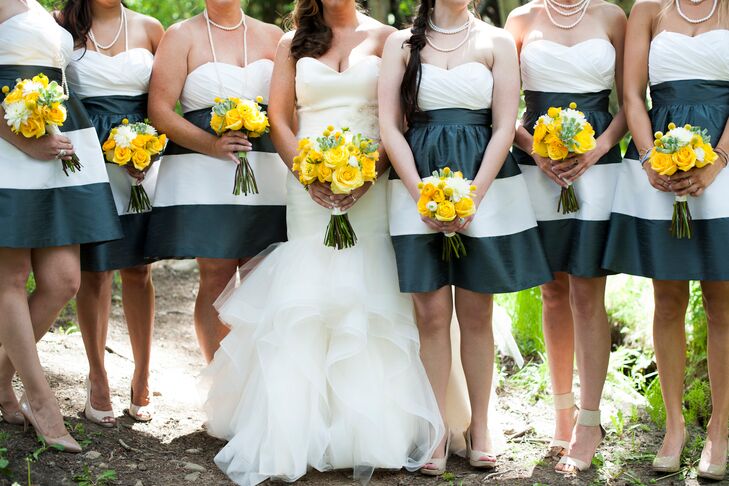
[199,55,443,486]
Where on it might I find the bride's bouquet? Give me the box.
[102,118,167,213]
[293,126,379,249]
[2,73,82,175]
[210,96,269,196]
[649,122,718,239]
[417,167,477,261]
[532,102,596,214]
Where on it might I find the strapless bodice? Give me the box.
[295,55,380,139]
[67,48,152,98]
[418,62,493,111]
[180,59,274,113]
[0,7,73,68]
[521,39,615,93]
[649,30,729,85]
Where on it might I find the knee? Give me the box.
[702,288,729,327]
[120,265,152,288]
[653,288,689,323]
[541,279,570,312]
[198,262,236,294]
[2,261,31,293]
[568,284,604,320]
[37,268,81,302]
[413,300,451,338]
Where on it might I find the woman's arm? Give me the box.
[147,21,249,165]
[0,106,74,161]
[268,33,299,171]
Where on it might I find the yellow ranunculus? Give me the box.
[533,140,549,158]
[331,164,364,194]
[113,146,132,165]
[432,187,445,203]
[455,197,475,218]
[131,148,151,170]
[672,145,696,172]
[547,140,569,160]
[4,88,22,104]
[298,161,318,185]
[361,157,376,181]
[421,183,436,198]
[417,196,431,216]
[696,143,718,168]
[20,114,45,138]
[224,109,243,131]
[650,150,677,176]
[243,111,269,136]
[573,130,596,154]
[533,122,548,144]
[44,105,66,126]
[211,113,225,134]
[307,149,323,164]
[435,201,457,222]
[102,138,116,152]
[132,134,152,149]
[317,163,333,183]
[323,145,349,169]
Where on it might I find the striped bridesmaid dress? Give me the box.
[388,62,552,293]
[604,30,729,280]
[0,5,121,248]
[145,60,287,260]
[513,39,622,277]
[67,45,157,271]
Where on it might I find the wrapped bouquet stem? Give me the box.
[532,102,596,214]
[294,126,379,249]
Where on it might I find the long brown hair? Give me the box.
[289,0,333,60]
[57,0,127,49]
[400,0,432,123]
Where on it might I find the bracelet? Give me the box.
[716,148,729,168]
[638,149,652,167]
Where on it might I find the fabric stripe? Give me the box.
[145,204,287,260]
[391,231,551,294]
[388,178,538,237]
[81,212,154,271]
[164,105,276,155]
[650,79,729,106]
[0,183,122,248]
[537,219,612,277]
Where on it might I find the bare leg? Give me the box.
[0,246,81,414]
[652,280,689,459]
[412,287,453,459]
[701,281,729,467]
[454,287,493,453]
[76,270,114,411]
[0,247,75,438]
[541,273,576,449]
[195,258,238,362]
[119,265,155,406]
[556,275,609,471]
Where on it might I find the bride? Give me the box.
[199,1,443,484]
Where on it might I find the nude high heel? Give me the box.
[419,430,451,476]
[125,386,153,422]
[19,395,81,453]
[555,409,605,474]
[698,438,728,481]
[547,392,578,458]
[0,402,24,426]
[652,427,687,473]
[83,378,116,428]
[464,427,497,469]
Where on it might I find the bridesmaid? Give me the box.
[0,0,121,451]
[505,0,627,473]
[380,0,551,474]
[147,0,288,362]
[604,0,729,480]
[61,0,163,426]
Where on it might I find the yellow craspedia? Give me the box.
[668,123,676,130]
[214,97,222,103]
[684,124,692,130]
[327,125,335,132]
[443,167,451,175]
[435,201,457,222]
[470,185,477,192]
[1,86,8,94]
[548,107,561,118]
[569,102,577,109]
[654,139,663,147]
[256,96,263,103]
[122,118,129,125]
[418,182,424,189]
[654,131,663,139]
[323,130,331,137]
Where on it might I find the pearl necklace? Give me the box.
[546,0,589,14]
[428,12,471,35]
[204,8,245,31]
[675,0,718,24]
[426,17,472,53]
[89,5,125,51]
[545,0,591,30]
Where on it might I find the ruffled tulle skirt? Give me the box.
[199,230,443,485]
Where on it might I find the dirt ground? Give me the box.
[1,262,725,486]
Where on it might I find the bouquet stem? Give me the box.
[671,195,692,239]
[233,152,259,196]
[325,208,357,250]
[127,182,152,213]
[47,125,82,176]
[557,184,579,214]
[442,232,467,261]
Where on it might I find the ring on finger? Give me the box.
[57,148,67,158]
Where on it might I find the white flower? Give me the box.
[422,175,439,186]
[113,125,136,148]
[669,127,694,145]
[143,124,157,136]
[695,146,706,163]
[535,115,553,127]
[3,100,31,131]
[560,109,588,128]
[348,155,359,167]
[22,80,43,96]
[426,201,438,212]
[444,176,472,202]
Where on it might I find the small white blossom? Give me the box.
[426,201,438,212]
[348,156,359,167]
[3,101,31,131]
[695,146,706,163]
[113,125,136,148]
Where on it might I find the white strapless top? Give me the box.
[418,62,493,110]
[0,7,73,68]
[180,59,274,113]
[521,39,615,93]
[295,55,380,139]
[67,48,153,98]
[649,30,729,85]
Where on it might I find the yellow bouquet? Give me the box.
[210,96,269,196]
[102,119,167,213]
[649,122,718,239]
[532,102,596,214]
[2,73,82,175]
[417,167,477,261]
[293,126,379,249]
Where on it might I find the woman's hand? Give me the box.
[307,181,349,210]
[21,134,75,161]
[559,141,609,183]
[337,183,373,212]
[642,160,673,192]
[208,131,252,164]
[670,163,724,197]
[533,153,570,188]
